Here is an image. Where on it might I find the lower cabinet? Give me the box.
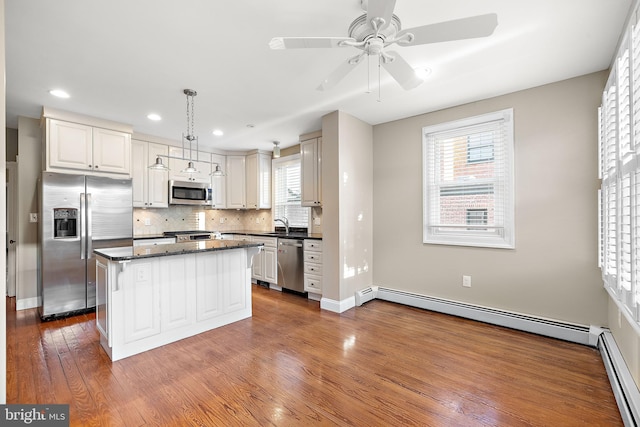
[303,239,323,294]
[251,236,278,285]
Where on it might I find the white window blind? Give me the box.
[422,108,514,248]
[273,155,309,228]
[599,14,640,325]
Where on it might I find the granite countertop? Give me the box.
[95,239,263,262]
[133,231,323,241]
[228,230,323,240]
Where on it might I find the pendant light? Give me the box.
[149,155,169,171]
[210,163,225,177]
[273,141,281,158]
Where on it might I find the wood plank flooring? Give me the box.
[7,286,622,426]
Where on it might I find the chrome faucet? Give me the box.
[274,217,289,235]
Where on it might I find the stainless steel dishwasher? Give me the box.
[277,238,305,293]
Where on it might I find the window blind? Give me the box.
[423,109,514,248]
[273,157,309,228]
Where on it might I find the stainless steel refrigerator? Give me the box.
[38,172,133,320]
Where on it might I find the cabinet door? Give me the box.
[48,119,93,171]
[93,128,131,175]
[263,246,278,284]
[131,140,146,207]
[210,153,226,208]
[160,254,196,331]
[252,248,263,280]
[226,155,246,208]
[123,262,161,343]
[246,154,258,209]
[147,143,169,207]
[301,138,320,206]
[96,258,110,343]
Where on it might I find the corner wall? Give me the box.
[373,71,608,327]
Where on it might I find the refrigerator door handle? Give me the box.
[86,193,93,257]
[80,193,86,260]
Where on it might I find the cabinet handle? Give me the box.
[95,165,99,169]
[88,165,92,168]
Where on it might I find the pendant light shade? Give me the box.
[210,163,225,177]
[273,141,281,158]
[181,161,198,174]
[148,155,169,170]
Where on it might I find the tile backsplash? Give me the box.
[134,206,273,236]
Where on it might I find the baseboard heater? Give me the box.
[356,286,593,345]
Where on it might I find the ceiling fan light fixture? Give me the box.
[414,67,432,79]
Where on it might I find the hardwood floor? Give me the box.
[7,286,622,426]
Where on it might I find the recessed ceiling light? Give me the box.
[49,89,70,99]
[212,129,224,136]
[414,68,432,79]
[147,113,162,121]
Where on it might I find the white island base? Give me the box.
[96,246,261,361]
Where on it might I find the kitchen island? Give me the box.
[94,240,262,361]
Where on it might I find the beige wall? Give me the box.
[322,111,374,306]
[373,71,608,326]
[16,117,41,309]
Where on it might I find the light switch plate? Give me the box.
[29,213,38,223]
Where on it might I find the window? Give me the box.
[423,109,514,248]
[273,155,309,228]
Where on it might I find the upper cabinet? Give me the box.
[168,147,211,183]
[246,152,271,210]
[300,134,322,207]
[210,153,226,209]
[132,139,169,208]
[226,155,246,209]
[45,118,131,176]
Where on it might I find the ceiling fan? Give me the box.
[269,0,498,92]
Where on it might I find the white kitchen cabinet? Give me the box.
[246,152,272,210]
[226,155,246,209]
[303,239,323,294]
[168,147,211,183]
[210,153,226,209]
[251,236,278,285]
[46,118,131,176]
[132,140,169,208]
[301,136,322,207]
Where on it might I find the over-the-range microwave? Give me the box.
[169,180,212,206]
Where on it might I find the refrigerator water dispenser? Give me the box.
[53,208,78,238]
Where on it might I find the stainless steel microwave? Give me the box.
[169,180,212,206]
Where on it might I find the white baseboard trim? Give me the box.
[321,295,356,313]
[356,286,593,345]
[599,330,640,426]
[16,297,39,311]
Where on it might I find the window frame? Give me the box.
[272,154,310,229]
[422,108,515,249]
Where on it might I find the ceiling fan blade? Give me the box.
[269,37,355,50]
[366,0,397,31]
[399,13,498,45]
[317,58,362,91]
[381,51,424,90]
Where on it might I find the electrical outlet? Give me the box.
[462,275,471,288]
[256,217,260,224]
[144,218,151,226]
[219,217,225,224]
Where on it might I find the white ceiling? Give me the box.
[5,0,632,153]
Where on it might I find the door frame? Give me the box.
[6,161,17,297]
